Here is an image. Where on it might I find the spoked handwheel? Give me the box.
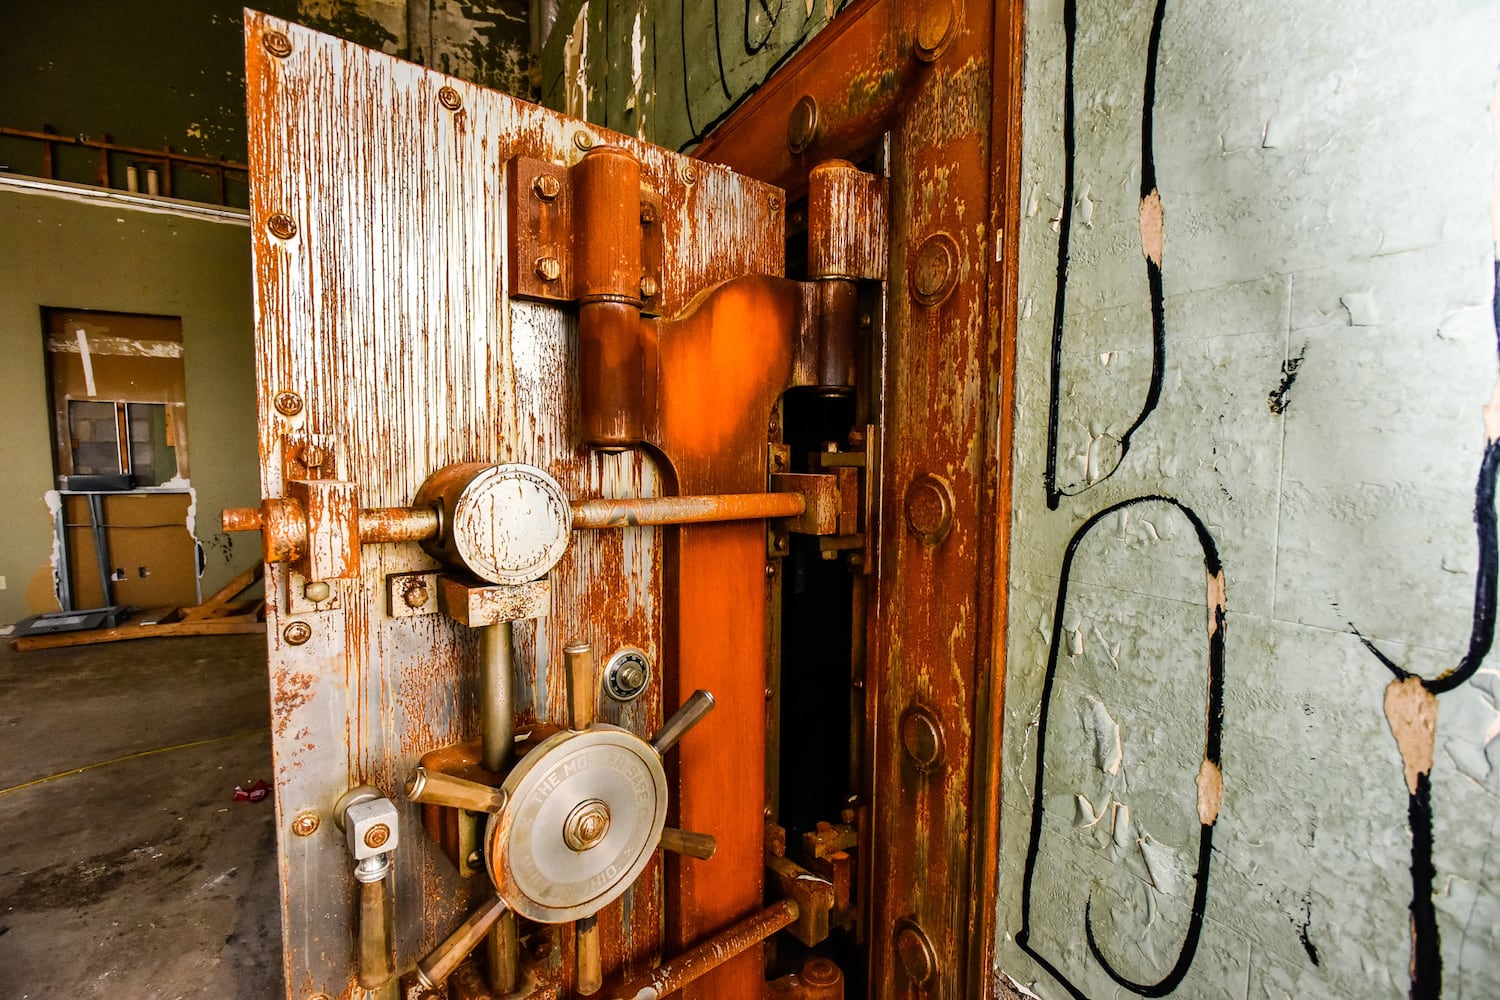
[408,643,717,993]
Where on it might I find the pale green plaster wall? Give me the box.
[999,1,1500,998]
[0,183,260,625]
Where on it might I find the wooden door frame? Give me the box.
[695,0,1024,994]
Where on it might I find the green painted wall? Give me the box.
[0,183,260,625]
[537,0,842,149]
[999,1,1500,997]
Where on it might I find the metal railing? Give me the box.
[0,125,249,206]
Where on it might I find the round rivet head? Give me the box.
[283,620,313,646]
[262,31,293,58]
[403,583,430,609]
[914,0,956,62]
[303,580,332,603]
[640,274,659,299]
[573,129,595,151]
[532,174,562,201]
[364,823,391,850]
[291,812,320,837]
[895,918,938,987]
[273,390,304,417]
[267,213,297,240]
[900,705,946,773]
[788,95,819,154]
[904,472,955,545]
[535,256,562,282]
[677,162,697,185]
[801,958,842,987]
[437,86,463,110]
[910,232,960,306]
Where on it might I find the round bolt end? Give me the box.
[563,799,611,852]
[677,162,697,185]
[273,390,303,417]
[266,213,297,240]
[300,445,325,468]
[788,95,819,154]
[900,705,946,773]
[532,174,562,201]
[914,0,956,62]
[437,86,463,111]
[895,918,938,987]
[303,580,332,603]
[262,31,293,58]
[283,620,313,646]
[801,958,842,987]
[535,256,562,282]
[640,201,659,224]
[363,823,391,850]
[904,472,955,545]
[573,129,595,151]
[403,583,430,608]
[291,812,320,837]
[640,274,659,298]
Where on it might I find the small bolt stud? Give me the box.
[678,162,697,185]
[292,812,320,837]
[639,201,658,224]
[267,213,297,240]
[438,86,463,111]
[640,275,659,299]
[364,823,391,850]
[283,620,313,646]
[262,31,293,58]
[403,583,430,609]
[303,580,332,603]
[573,130,595,151]
[273,391,303,416]
[532,174,562,201]
[534,256,562,282]
[788,95,819,154]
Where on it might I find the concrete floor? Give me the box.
[0,634,283,999]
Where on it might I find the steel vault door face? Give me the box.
[244,13,783,997]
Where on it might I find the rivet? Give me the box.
[640,274,659,299]
[910,232,960,306]
[764,688,774,701]
[788,95,819,154]
[303,580,332,603]
[765,563,776,577]
[801,958,842,987]
[769,194,782,211]
[437,86,463,111]
[283,620,313,646]
[532,174,562,201]
[363,824,391,850]
[914,0,956,62]
[904,472,955,545]
[262,31,293,58]
[267,213,297,240]
[291,812,320,837]
[300,445,325,469]
[677,162,697,185]
[900,705,946,773]
[573,129,595,151]
[639,201,658,224]
[534,256,562,282]
[273,390,304,417]
[894,917,938,987]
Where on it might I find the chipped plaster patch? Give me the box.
[1385,676,1439,795]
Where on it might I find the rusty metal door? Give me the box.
[237,3,1015,998]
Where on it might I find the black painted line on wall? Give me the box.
[1016,495,1224,998]
[1044,0,1169,511]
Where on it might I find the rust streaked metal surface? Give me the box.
[245,13,783,997]
[571,492,805,528]
[604,899,800,1000]
[697,0,1023,995]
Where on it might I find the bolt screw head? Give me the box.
[292,812,320,837]
[639,201,658,224]
[283,620,313,646]
[363,823,391,850]
[788,95,819,154]
[640,274,659,298]
[532,174,562,201]
[437,86,463,110]
[262,31,293,57]
[573,130,594,151]
[535,256,562,282]
[273,390,303,416]
[403,583,430,608]
[267,213,297,240]
[678,162,697,185]
[303,580,332,603]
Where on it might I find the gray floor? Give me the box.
[0,634,283,999]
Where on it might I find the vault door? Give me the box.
[237,13,800,998]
